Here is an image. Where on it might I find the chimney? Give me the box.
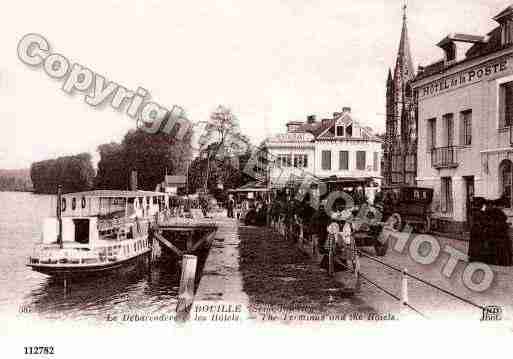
[130,170,138,191]
[342,107,351,114]
[307,115,316,124]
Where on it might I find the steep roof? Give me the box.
[416,5,513,81]
[465,26,503,59]
[308,113,380,140]
[493,5,513,22]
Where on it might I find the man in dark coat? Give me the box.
[226,195,235,218]
[312,204,331,253]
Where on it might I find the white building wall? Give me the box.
[314,140,382,180]
[415,50,513,224]
[267,140,382,186]
[267,146,315,185]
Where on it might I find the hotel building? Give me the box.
[413,5,513,234]
[264,108,382,192]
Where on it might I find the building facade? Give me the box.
[265,108,382,190]
[384,8,418,186]
[413,5,513,234]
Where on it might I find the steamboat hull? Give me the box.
[27,250,151,279]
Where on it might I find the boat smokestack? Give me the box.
[130,170,138,191]
[56,185,63,249]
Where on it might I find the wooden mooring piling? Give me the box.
[176,254,198,321]
[149,222,218,321]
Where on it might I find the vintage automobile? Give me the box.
[382,185,434,234]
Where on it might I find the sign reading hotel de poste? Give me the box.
[418,55,511,99]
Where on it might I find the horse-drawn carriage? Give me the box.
[320,177,388,256]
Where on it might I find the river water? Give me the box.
[0,191,180,323]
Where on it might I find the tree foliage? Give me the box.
[187,146,254,201]
[95,128,193,191]
[30,153,95,194]
[196,106,253,192]
[0,169,33,192]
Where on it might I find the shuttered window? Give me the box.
[500,81,513,128]
[322,150,331,170]
[460,110,472,146]
[373,152,379,172]
[441,177,453,214]
[427,118,436,151]
[356,151,366,170]
[339,151,349,170]
[443,113,454,147]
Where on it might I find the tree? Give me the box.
[198,105,249,192]
[94,127,193,191]
[30,153,95,194]
[95,142,127,189]
[0,169,33,192]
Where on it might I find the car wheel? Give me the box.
[385,213,402,231]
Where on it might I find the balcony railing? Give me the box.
[431,146,458,169]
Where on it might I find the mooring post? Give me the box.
[312,235,318,257]
[328,234,334,277]
[353,253,360,287]
[176,254,197,322]
[401,268,409,309]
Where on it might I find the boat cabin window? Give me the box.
[99,197,127,218]
[72,197,77,210]
[62,198,67,212]
[73,218,90,244]
[127,198,136,214]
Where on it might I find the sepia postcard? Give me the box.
[2,0,513,357]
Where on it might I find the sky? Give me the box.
[0,0,510,169]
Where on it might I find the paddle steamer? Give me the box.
[27,189,166,278]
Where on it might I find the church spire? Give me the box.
[395,2,415,81]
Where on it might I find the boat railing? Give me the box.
[28,242,140,266]
[97,214,159,232]
[98,216,136,231]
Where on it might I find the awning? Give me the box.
[228,181,270,193]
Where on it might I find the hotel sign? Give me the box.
[418,56,511,99]
[268,132,314,143]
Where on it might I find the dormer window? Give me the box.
[336,125,344,137]
[444,42,456,62]
[502,19,513,46]
[437,34,486,63]
[494,7,513,46]
[346,124,353,137]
